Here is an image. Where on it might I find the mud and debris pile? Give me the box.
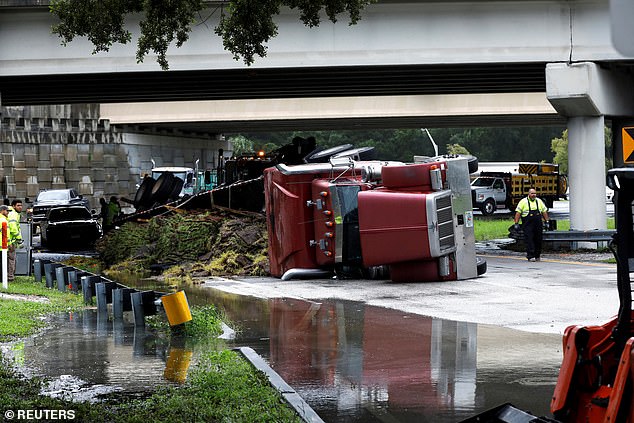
[96,208,269,277]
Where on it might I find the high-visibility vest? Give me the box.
[515,197,547,218]
[7,207,22,245]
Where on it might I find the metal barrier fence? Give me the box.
[34,258,167,327]
[543,229,616,243]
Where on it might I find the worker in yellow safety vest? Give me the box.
[7,200,23,281]
[513,188,549,262]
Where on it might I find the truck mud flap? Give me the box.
[459,403,556,423]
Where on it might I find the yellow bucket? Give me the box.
[161,290,192,326]
[163,347,193,383]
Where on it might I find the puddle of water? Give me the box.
[9,309,197,400]
[238,297,561,422]
[13,278,563,421]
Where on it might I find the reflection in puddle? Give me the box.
[15,281,562,421]
[255,297,561,422]
[17,310,193,399]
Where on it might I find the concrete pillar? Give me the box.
[568,117,607,248]
[547,62,634,247]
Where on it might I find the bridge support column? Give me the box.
[567,116,607,248]
[546,62,634,247]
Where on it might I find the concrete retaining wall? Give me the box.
[0,105,228,209]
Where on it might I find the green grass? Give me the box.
[0,277,84,341]
[0,349,302,423]
[474,217,615,241]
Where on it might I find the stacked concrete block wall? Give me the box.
[0,105,229,209]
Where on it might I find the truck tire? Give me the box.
[150,172,175,204]
[476,257,487,276]
[364,265,390,280]
[133,176,155,209]
[167,177,184,201]
[480,199,496,216]
[464,155,479,174]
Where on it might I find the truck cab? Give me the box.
[471,176,507,215]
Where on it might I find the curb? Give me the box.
[234,347,325,423]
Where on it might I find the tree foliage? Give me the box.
[550,127,613,174]
[550,129,569,174]
[228,134,254,155]
[435,127,565,163]
[446,143,470,155]
[236,127,565,163]
[49,0,375,70]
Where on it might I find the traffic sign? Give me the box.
[623,127,634,163]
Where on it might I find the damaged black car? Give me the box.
[40,206,102,249]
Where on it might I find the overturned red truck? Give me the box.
[264,154,486,282]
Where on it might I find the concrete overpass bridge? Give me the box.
[2,0,634,236]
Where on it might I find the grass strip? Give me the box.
[0,277,84,341]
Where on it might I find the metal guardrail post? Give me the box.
[67,270,77,292]
[81,275,100,305]
[44,263,61,289]
[73,271,89,293]
[95,282,107,312]
[112,287,136,320]
[81,276,92,304]
[33,259,42,283]
[95,280,118,312]
[131,292,146,327]
[113,289,123,320]
[55,266,71,292]
[131,291,159,327]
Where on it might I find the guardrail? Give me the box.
[33,259,178,327]
[543,229,616,243]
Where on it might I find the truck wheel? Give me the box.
[480,199,496,216]
[464,155,479,174]
[150,172,175,204]
[364,265,390,280]
[167,178,184,201]
[133,176,155,209]
[476,257,487,276]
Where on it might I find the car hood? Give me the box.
[34,200,71,206]
[47,219,99,225]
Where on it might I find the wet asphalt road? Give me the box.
[204,252,618,335]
